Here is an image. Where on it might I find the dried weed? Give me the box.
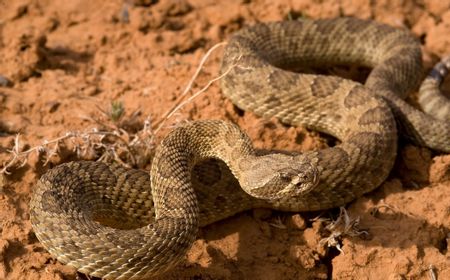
[0,41,238,175]
[318,207,368,253]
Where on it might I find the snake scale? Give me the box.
[30,18,450,279]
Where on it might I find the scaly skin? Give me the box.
[30,18,450,279]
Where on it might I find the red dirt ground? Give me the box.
[0,1,449,279]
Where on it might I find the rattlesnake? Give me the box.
[30,18,450,279]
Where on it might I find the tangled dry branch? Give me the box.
[0,41,238,175]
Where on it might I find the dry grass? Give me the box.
[0,41,240,175]
[318,207,368,253]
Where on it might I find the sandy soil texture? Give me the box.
[0,0,449,279]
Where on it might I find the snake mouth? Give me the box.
[290,163,320,196]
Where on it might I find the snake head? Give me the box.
[238,154,319,200]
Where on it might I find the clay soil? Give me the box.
[0,0,449,279]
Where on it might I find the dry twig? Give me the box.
[1,41,240,175]
[153,41,236,134]
[318,207,368,253]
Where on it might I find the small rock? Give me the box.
[429,154,450,183]
[290,214,306,230]
[0,75,12,87]
[120,3,130,24]
[45,17,60,32]
[290,245,318,269]
[45,101,60,113]
[12,4,28,19]
[186,239,212,267]
[83,85,99,96]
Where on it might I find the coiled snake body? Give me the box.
[30,18,450,279]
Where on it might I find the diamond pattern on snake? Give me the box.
[30,18,450,279]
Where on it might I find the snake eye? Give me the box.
[278,169,295,182]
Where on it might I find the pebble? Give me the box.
[84,85,100,96]
[0,75,11,87]
[45,101,60,113]
[290,214,306,230]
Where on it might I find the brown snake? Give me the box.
[30,18,450,279]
